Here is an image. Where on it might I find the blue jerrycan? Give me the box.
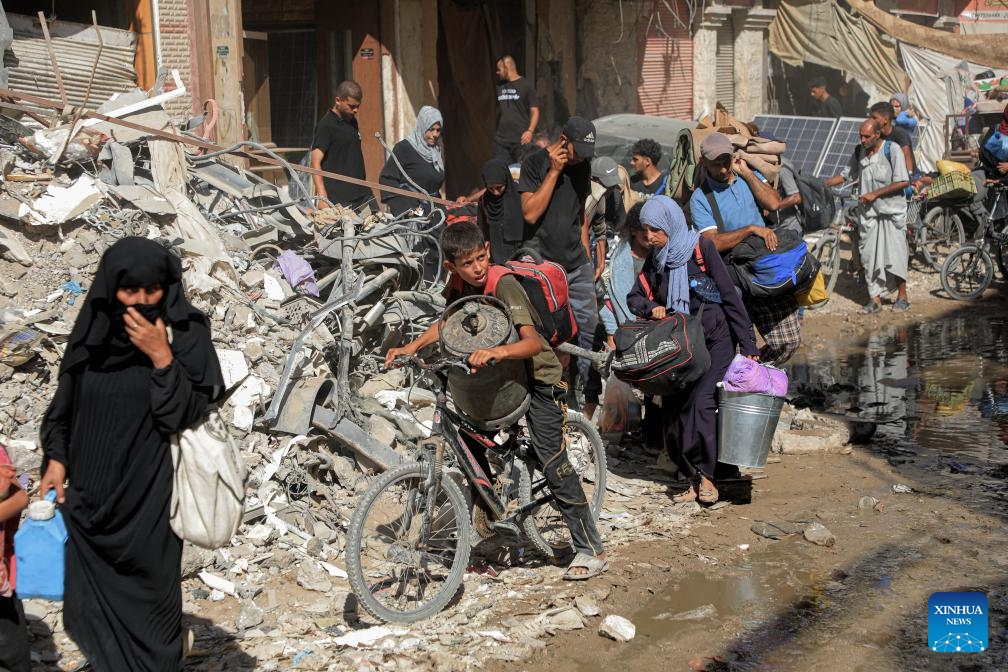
[14,490,67,600]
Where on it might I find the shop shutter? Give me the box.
[637,1,693,119]
[714,21,734,113]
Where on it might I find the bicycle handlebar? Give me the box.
[384,354,472,376]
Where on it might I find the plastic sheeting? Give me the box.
[898,44,987,172]
[769,0,907,99]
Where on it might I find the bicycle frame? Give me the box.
[420,367,550,525]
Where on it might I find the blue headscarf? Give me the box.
[406,106,444,172]
[641,196,699,313]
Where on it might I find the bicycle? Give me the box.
[345,354,607,623]
[803,181,859,306]
[940,182,1008,300]
[907,191,966,272]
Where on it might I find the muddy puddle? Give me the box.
[609,314,1008,662]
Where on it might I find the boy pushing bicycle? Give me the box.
[385,222,608,580]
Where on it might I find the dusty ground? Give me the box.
[496,260,1008,672]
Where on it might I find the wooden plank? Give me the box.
[208,0,245,165]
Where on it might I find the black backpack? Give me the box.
[782,162,835,233]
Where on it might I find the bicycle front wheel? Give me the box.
[920,207,966,272]
[345,462,471,624]
[520,410,607,559]
[941,245,994,301]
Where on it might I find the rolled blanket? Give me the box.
[722,354,789,396]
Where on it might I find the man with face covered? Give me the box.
[519,116,597,408]
[688,132,801,366]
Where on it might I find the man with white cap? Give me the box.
[688,132,802,366]
[519,116,599,409]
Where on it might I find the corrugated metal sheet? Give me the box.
[638,1,693,119]
[715,22,734,112]
[2,13,137,110]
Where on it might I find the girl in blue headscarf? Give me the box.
[627,196,759,505]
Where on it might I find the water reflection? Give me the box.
[788,316,1008,467]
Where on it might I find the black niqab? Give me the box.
[61,237,223,393]
[478,159,525,264]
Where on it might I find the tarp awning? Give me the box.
[769,0,907,97]
[848,0,1008,69]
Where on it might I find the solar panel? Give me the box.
[815,117,861,179]
[815,117,931,179]
[752,115,837,176]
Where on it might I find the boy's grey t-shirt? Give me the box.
[770,166,803,236]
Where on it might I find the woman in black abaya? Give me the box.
[476,159,525,264]
[40,237,223,671]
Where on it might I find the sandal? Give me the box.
[860,300,882,314]
[672,485,698,503]
[562,552,609,581]
[698,480,719,504]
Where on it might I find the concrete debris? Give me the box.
[803,522,837,547]
[599,614,636,642]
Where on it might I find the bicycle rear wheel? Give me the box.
[345,462,471,623]
[519,411,607,559]
[808,232,839,307]
[920,207,966,273]
[941,245,993,301]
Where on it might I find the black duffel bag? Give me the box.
[611,307,710,395]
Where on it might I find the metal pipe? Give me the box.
[150,0,163,72]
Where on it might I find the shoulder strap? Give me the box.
[638,272,654,301]
[700,179,725,233]
[693,241,706,273]
[482,265,513,297]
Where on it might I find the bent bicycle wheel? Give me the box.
[941,245,993,301]
[345,462,471,623]
[520,411,608,559]
[920,207,966,273]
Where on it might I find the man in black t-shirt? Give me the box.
[809,77,843,119]
[519,116,596,408]
[310,80,373,211]
[494,55,540,165]
[869,101,919,181]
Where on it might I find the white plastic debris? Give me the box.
[892,483,913,494]
[599,614,636,642]
[198,571,236,596]
[332,625,408,648]
[19,175,103,225]
[318,560,349,579]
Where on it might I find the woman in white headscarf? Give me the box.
[627,196,758,505]
[379,106,452,216]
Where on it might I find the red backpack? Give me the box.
[447,251,577,347]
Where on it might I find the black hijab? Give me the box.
[478,159,524,264]
[60,237,223,393]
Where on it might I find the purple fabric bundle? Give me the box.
[722,354,788,396]
[275,250,319,297]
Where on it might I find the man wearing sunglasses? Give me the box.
[310,80,373,212]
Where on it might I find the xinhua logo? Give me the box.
[928,592,988,652]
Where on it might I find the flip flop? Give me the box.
[562,552,609,581]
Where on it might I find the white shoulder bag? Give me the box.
[169,379,249,549]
